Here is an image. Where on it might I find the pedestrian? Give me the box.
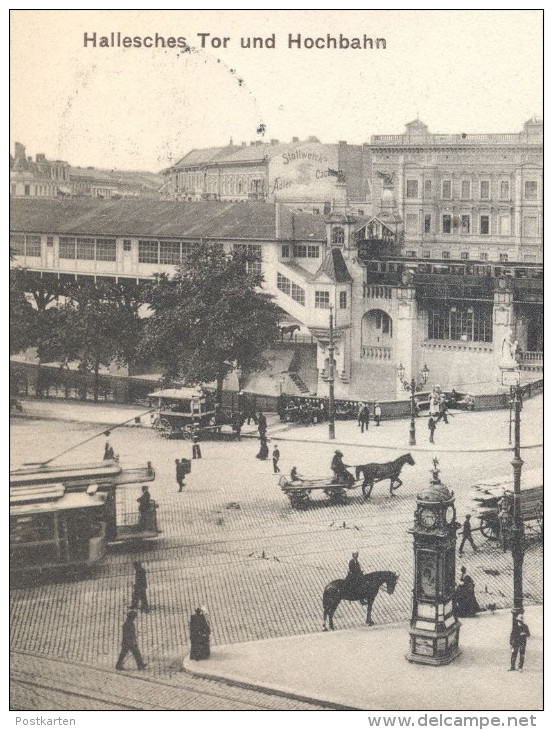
[272,444,280,473]
[189,607,211,660]
[458,514,478,555]
[175,458,185,492]
[245,403,258,426]
[374,403,382,427]
[359,404,370,433]
[453,566,480,617]
[437,398,449,424]
[137,485,152,530]
[115,611,146,670]
[104,441,114,460]
[357,402,364,428]
[232,411,243,440]
[277,393,287,422]
[428,416,436,443]
[498,490,514,553]
[192,431,202,459]
[509,612,530,672]
[256,436,269,460]
[258,412,267,438]
[129,561,149,612]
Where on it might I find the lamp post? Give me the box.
[328,305,336,440]
[510,377,524,623]
[397,362,430,446]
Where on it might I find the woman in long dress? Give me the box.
[189,607,211,660]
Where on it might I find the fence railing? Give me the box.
[360,345,393,360]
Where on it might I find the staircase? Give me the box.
[288,371,310,394]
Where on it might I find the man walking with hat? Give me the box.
[509,612,530,672]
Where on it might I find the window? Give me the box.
[479,252,488,261]
[405,250,416,257]
[442,251,450,260]
[406,180,419,198]
[46,236,54,247]
[441,180,452,199]
[405,214,418,233]
[461,180,471,199]
[442,215,451,234]
[281,245,290,258]
[123,239,132,252]
[315,291,330,309]
[461,215,470,234]
[428,304,492,342]
[424,214,431,233]
[277,272,291,295]
[291,282,305,306]
[76,237,95,260]
[138,240,159,264]
[523,216,538,237]
[293,245,319,258]
[332,227,344,245]
[460,252,469,260]
[24,185,30,196]
[339,291,347,309]
[24,235,41,257]
[423,250,431,259]
[375,311,392,335]
[424,179,432,197]
[59,237,76,259]
[234,243,262,274]
[160,241,181,265]
[10,234,25,255]
[480,181,490,200]
[499,215,511,236]
[181,241,195,257]
[500,254,509,262]
[524,181,538,200]
[500,181,510,200]
[480,216,489,235]
[96,239,117,261]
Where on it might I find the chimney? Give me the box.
[338,140,347,145]
[241,141,247,146]
[270,139,279,145]
[14,142,26,159]
[36,153,46,163]
[292,136,299,143]
[250,141,256,146]
[307,136,320,143]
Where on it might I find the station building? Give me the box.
[10,119,543,401]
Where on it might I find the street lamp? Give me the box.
[328,306,336,440]
[397,362,430,446]
[510,374,525,626]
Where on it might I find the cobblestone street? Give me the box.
[10,400,543,708]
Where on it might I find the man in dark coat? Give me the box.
[189,607,211,660]
[104,441,114,460]
[258,412,267,438]
[509,613,530,671]
[331,451,353,485]
[344,551,365,601]
[192,432,202,459]
[359,404,370,433]
[137,486,152,530]
[458,514,478,555]
[176,458,186,492]
[272,445,281,473]
[130,561,149,612]
[428,416,436,443]
[116,611,146,670]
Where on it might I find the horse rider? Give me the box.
[331,450,353,485]
[345,551,366,603]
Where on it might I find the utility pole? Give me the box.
[328,305,335,440]
[511,382,524,621]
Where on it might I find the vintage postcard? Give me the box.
[9,8,544,723]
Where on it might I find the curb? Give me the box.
[181,663,359,711]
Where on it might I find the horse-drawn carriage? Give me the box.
[279,453,415,508]
[471,468,543,544]
[149,387,217,439]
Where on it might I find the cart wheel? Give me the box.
[480,519,499,540]
[288,490,310,509]
[324,487,348,503]
[157,418,172,438]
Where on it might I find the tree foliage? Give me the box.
[9,269,37,355]
[141,242,280,397]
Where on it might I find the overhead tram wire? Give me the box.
[21,408,156,466]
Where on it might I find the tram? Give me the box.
[10,459,158,572]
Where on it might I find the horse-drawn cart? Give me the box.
[471,468,543,544]
[279,476,358,508]
[149,387,216,439]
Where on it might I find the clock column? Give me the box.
[406,461,461,665]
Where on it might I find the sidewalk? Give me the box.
[183,605,543,711]
[271,395,543,453]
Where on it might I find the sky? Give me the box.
[10,9,543,172]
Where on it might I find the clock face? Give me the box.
[420,507,437,528]
[445,506,455,524]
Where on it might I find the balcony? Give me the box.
[361,345,392,360]
[520,351,543,372]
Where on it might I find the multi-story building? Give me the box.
[163,137,368,212]
[10,143,71,198]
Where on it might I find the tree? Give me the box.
[50,279,145,401]
[141,242,280,402]
[9,269,37,355]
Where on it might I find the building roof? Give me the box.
[10,199,326,242]
[315,247,352,283]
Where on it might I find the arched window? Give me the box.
[332,227,345,245]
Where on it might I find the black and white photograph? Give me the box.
[9,8,544,721]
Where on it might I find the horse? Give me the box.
[355,453,415,499]
[279,324,300,341]
[323,570,399,631]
